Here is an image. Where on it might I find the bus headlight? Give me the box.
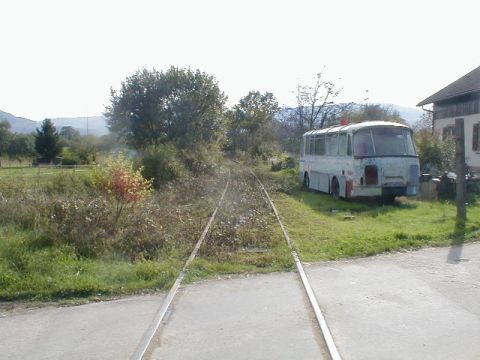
[409,164,419,185]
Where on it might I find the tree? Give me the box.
[0,120,12,160]
[35,119,61,163]
[413,111,433,132]
[59,126,81,143]
[228,91,279,155]
[71,135,99,164]
[7,134,35,161]
[412,111,454,173]
[296,72,341,131]
[414,129,454,173]
[105,67,227,150]
[347,104,406,124]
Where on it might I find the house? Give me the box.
[417,66,480,173]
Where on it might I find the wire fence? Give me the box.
[0,165,97,180]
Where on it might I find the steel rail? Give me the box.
[130,170,231,360]
[249,169,342,360]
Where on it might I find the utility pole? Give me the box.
[455,118,466,221]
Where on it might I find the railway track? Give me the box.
[131,163,341,360]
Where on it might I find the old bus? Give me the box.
[299,121,420,201]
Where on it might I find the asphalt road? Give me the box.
[307,242,480,360]
[148,272,328,360]
[0,294,166,360]
[1,242,479,360]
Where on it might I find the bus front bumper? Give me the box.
[351,185,417,197]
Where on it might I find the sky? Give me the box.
[1,0,479,120]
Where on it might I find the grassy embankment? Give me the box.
[0,167,224,302]
[0,166,93,188]
[4,160,477,302]
[0,163,294,302]
[260,167,480,262]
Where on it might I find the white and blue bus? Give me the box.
[299,121,420,201]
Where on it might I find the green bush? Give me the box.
[60,147,80,165]
[415,130,454,174]
[0,181,50,229]
[141,143,189,188]
[269,152,295,172]
[49,198,113,257]
[113,202,166,260]
[181,142,222,176]
[12,195,166,260]
[47,172,93,195]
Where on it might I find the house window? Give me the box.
[442,126,454,140]
[473,123,480,151]
[433,97,480,120]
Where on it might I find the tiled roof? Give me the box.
[417,66,480,106]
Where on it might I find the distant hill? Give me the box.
[0,110,38,133]
[384,104,423,125]
[2,103,424,136]
[278,103,423,126]
[0,110,109,136]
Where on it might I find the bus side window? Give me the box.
[326,134,338,155]
[301,137,305,156]
[339,133,347,156]
[310,136,315,155]
[315,134,325,155]
[347,134,352,156]
[305,136,310,155]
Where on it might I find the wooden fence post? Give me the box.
[455,118,466,221]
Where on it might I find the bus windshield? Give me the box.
[353,127,416,157]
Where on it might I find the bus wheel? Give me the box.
[303,173,310,189]
[332,177,340,199]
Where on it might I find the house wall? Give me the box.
[434,114,480,172]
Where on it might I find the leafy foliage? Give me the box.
[7,134,35,160]
[413,111,454,174]
[227,91,279,156]
[0,166,228,300]
[415,129,455,174]
[347,104,406,124]
[59,126,81,143]
[0,120,12,157]
[105,67,227,150]
[34,119,61,162]
[140,143,189,187]
[93,153,152,203]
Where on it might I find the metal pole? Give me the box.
[455,118,466,221]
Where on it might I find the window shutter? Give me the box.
[473,123,480,151]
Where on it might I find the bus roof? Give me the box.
[302,120,410,137]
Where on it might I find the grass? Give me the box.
[0,225,184,301]
[0,166,94,188]
[186,164,294,282]
[185,246,294,283]
[0,168,225,302]
[0,164,292,302]
[4,159,479,303]
[263,168,480,262]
